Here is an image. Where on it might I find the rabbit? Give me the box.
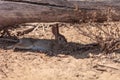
[7,24,67,51]
[51,24,67,48]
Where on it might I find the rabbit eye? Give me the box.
[58,37,62,41]
[58,37,67,43]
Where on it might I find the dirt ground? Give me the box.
[0,22,120,80]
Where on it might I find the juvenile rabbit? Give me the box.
[7,24,67,51]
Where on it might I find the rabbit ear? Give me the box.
[52,24,59,36]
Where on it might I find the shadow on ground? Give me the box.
[1,37,119,59]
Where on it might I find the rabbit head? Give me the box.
[52,24,67,48]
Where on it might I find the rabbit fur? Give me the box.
[7,24,67,51]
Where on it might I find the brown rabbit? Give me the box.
[51,24,67,50]
[7,24,67,51]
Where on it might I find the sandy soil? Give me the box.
[0,22,120,80]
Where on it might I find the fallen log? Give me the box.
[0,0,120,27]
[0,1,77,27]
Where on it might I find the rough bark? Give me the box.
[0,1,77,27]
[0,0,119,28]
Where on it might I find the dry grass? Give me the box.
[75,22,120,54]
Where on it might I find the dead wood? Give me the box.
[0,0,119,37]
[0,0,119,27]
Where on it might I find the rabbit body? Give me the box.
[11,38,55,51]
[8,23,67,51]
